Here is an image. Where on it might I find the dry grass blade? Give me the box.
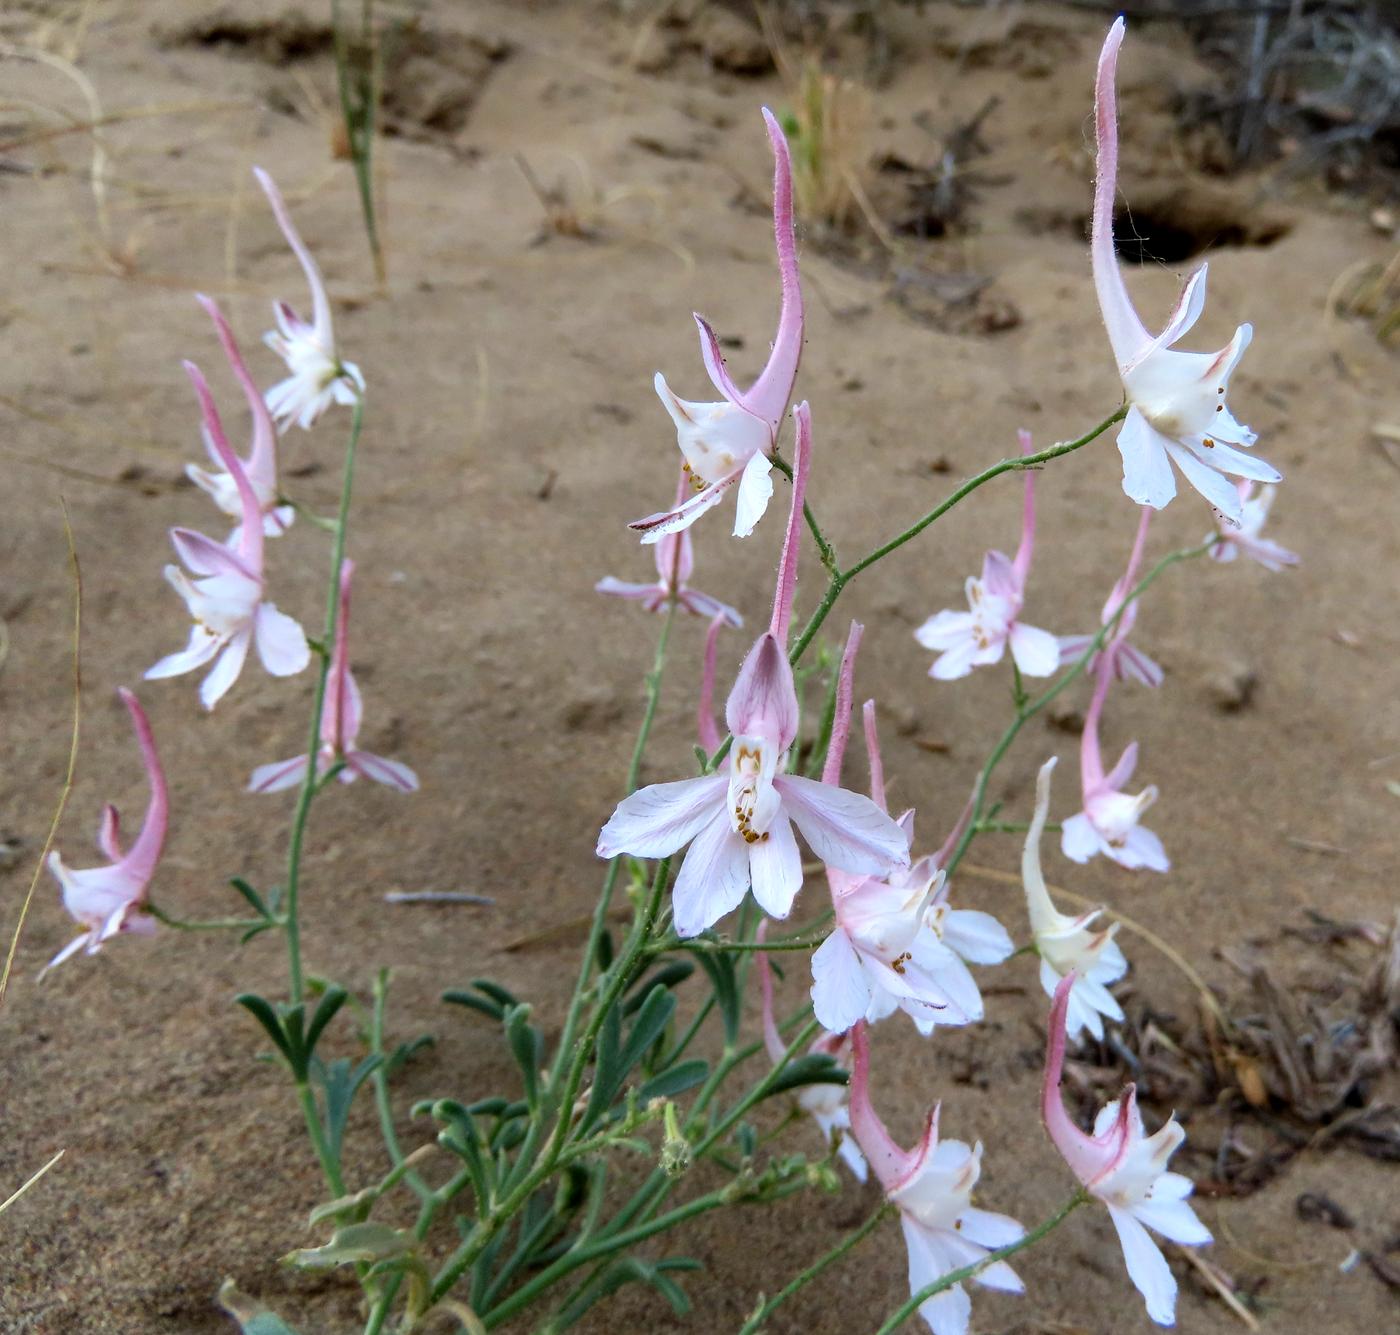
[1175,1245,1260,1330]
[0,503,82,1005]
[0,1150,65,1218]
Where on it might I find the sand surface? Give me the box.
[2,2,1398,1332]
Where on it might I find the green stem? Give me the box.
[737,1201,891,1335]
[369,971,432,1201]
[283,396,364,1004]
[146,904,264,933]
[483,1177,811,1329]
[427,858,673,1305]
[944,540,1209,877]
[550,598,677,1088]
[771,452,837,573]
[873,1189,1088,1335]
[708,407,1127,770]
[297,1080,347,1199]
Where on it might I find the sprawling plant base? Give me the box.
[33,18,1301,1335]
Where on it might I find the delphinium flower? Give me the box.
[185,293,294,541]
[597,469,743,624]
[849,1021,1025,1334]
[915,432,1059,680]
[1206,481,1298,572]
[1023,758,1127,1040]
[43,689,167,973]
[146,363,311,709]
[253,167,364,431]
[1043,972,1211,1325]
[1092,19,1280,524]
[1061,653,1167,872]
[1057,506,1163,688]
[811,656,1012,1034]
[630,109,803,543]
[756,922,866,1181]
[249,559,419,794]
[598,403,908,937]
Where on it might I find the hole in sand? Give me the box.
[1110,188,1292,264]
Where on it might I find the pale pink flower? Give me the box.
[43,689,167,973]
[598,404,908,936]
[1092,19,1279,525]
[757,923,866,1181]
[1206,482,1298,572]
[1023,758,1127,1041]
[1043,973,1211,1325]
[1061,655,1167,872]
[253,167,364,431]
[1057,506,1163,688]
[185,293,294,540]
[915,433,1059,680]
[812,667,1012,1035]
[146,363,311,709]
[849,1022,1025,1335]
[630,109,802,543]
[249,560,418,795]
[597,470,743,624]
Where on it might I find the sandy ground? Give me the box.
[2,1,1398,1332]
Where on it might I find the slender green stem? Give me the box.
[147,904,264,933]
[283,396,365,1004]
[708,407,1127,770]
[428,858,674,1305]
[972,820,1059,835]
[369,971,432,1200]
[944,540,1209,877]
[483,1177,811,1329]
[297,1080,347,1199]
[873,1189,1088,1335]
[693,1017,820,1160]
[737,1201,891,1335]
[670,935,824,954]
[771,453,837,573]
[550,598,678,1088]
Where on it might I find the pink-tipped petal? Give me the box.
[694,314,748,410]
[249,754,312,794]
[595,577,657,602]
[631,467,740,543]
[597,774,727,860]
[776,774,909,876]
[348,751,421,793]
